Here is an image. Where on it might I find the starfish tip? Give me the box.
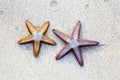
[26,20,29,22]
[77,21,81,25]
[52,29,55,32]
[55,56,60,60]
[34,52,39,57]
[52,29,57,32]
[17,40,22,44]
[95,41,99,45]
[45,21,50,25]
[53,41,57,45]
[97,42,100,44]
[79,62,84,66]
[52,29,55,31]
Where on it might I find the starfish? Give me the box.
[52,21,99,66]
[18,20,56,57]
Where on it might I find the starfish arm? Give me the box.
[18,35,34,44]
[71,21,81,39]
[41,35,56,44]
[78,39,99,46]
[73,47,83,66]
[33,41,41,57]
[26,20,37,34]
[38,21,50,35]
[56,45,71,60]
[52,29,70,42]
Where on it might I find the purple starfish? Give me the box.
[52,21,99,66]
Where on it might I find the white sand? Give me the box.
[0,0,120,80]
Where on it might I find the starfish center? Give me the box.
[69,38,79,47]
[33,33,42,41]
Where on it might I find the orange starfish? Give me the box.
[18,20,56,57]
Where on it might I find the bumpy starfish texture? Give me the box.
[18,20,56,57]
[53,21,99,66]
